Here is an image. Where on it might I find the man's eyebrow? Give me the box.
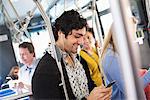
[75,33,84,36]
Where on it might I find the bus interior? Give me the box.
[0,0,150,99]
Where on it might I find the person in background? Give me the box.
[5,66,20,82]
[101,25,126,99]
[101,22,150,99]
[32,10,112,99]
[9,66,19,80]
[18,42,39,90]
[79,27,103,86]
[1,66,20,89]
[138,69,150,100]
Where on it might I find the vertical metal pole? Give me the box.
[8,0,21,21]
[95,12,104,45]
[92,0,104,46]
[3,6,15,29]
[108,0,145,99]
[145,0,150,24]
[91,0,106,86]
[33,0,69,100]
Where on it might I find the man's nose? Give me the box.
[77,37,84,45]
[20,55,24,59]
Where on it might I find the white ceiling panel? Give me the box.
[2,0,57,20]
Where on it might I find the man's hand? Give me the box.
[18,82,24,88]
[87,86,112,100]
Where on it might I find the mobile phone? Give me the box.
[106,80,116,88]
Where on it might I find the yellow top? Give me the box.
[80,50,103,86]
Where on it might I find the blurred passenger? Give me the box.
[139,69,150,100]
[5,66,19,82]
[101,25,126,99]
[9,66,19,80]
[18,42,39,90]
[2,66,19,89]
[32,10,112,99]
[101,23,150,99]
[79,28,103,86]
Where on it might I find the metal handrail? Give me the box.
[91,0,106,86]
[33,0,69,100]
[108,0,145,99]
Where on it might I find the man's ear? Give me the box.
[58,31,63,38]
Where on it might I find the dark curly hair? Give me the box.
[53,9,87,41]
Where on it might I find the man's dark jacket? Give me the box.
[32,52,95,99]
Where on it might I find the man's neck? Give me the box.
[26,59,34,67]
[56,42,77,65]
[56,40,65,51]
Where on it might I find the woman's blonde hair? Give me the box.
[9,66,20,76]
[101,24,116,59]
